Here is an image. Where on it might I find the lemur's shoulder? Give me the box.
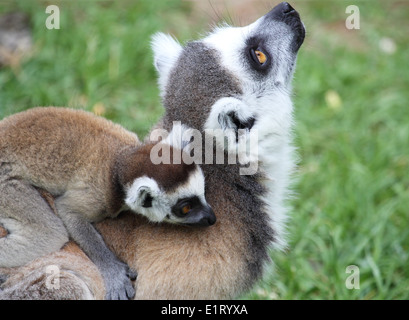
[0,107,139,148]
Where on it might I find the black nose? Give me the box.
[282,2,295,14]
[198,206,216,226]
[265,2,305,52]
[182,205,216,227]
[266,2,300,22]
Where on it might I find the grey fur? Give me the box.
[0,169,69,267]
[0,273,7,287]
[162,42,242,132]
[159,42,274,290]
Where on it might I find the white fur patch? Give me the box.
[203,22,261,85]
[151,32,183,95]
[167,166,206,203]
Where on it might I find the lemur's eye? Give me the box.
[181,204,192,215]
[255,50,267,64]
[249,47,269,68]
[172,196,201,218]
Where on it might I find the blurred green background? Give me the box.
[0,0,408,299]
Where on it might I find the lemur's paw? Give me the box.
[218,111,255,142]
[206,97,254,129]
[104,261,136,300]
[0,273,8,287]
[126,266,138,281]
[205,97,258,164]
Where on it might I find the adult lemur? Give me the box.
[0,2,304,299]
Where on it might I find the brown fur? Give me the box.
[97,208,247,299]
[117,145,197,193]
[0,242,105,300]
[0,107,139,219]
[1,208,245,299]
[1,107,232,299]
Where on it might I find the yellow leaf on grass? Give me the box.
[325,90,342,111]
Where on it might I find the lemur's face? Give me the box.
[153,2,304,164]
[125,166,216,227]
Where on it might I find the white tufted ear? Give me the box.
[125,176,160,211]
[151,32,183,93]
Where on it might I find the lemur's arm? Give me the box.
[55,193,136,300]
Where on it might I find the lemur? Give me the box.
[0,2,304,299]
[0,107,215,300]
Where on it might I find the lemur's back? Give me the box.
[0,107,139,194]
[0,107,140,298]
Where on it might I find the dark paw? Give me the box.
[218,112,256,142]
[104,263,137,300]
[0,273,8,287]
[105,278,135,300]
[126,267,138,282]
[228,112,255,131]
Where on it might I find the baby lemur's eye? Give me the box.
[172,196,201,218]
[181,204,192,215]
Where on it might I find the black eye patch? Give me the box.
[245,36,271,73]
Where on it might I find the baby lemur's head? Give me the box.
[117,140,215,227]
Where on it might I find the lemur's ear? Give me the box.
[151,32,182,92]
[125,177,160,211]
[162,122,196,151]
[139,187,154,208]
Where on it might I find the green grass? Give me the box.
[1,0,408,300]
[245,0,409,300]
[0,0,191,137]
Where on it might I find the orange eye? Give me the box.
[181,205,191,215]
[255,50,267,64]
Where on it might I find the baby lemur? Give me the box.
[0,107,215,300]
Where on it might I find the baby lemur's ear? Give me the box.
[138,187,154,208]
[125,177,160,211]
[162,122,196,152]
[151,32,182,92]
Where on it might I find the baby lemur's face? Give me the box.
[125,165,216,227]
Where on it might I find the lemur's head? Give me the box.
[118,140,216,227]
[152,2,304,164]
